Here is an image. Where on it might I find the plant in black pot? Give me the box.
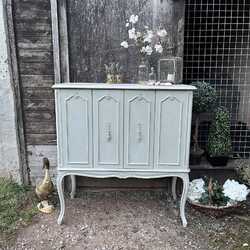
[190,81,217,165]
[207,106,232,166]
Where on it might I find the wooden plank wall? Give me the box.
[12,0,56,184]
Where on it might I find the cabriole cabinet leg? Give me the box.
[70,175,76,199]
[172,177,177,200]
[57,174,65,225]
[180,175,189,227]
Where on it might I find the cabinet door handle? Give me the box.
[105,123,112,141]
[137,123,142,142]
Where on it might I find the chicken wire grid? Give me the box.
[183,0,250,158]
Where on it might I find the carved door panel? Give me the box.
[124,91,155,169]
[93,90,123,168]
[59,90,93,168]
[154,91,189,169]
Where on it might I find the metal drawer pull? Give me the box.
[106,122,112,141]
[137,123,143,142]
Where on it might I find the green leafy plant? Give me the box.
[199,177,230,206]
[207,106,232,157]
[191,81,217,154]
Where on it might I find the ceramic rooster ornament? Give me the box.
[35,157,54,200]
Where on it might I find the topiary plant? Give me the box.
[191,81,217,155]
[207,106,232,158]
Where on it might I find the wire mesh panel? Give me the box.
[183,0,250,158]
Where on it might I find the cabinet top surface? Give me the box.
[52,83,196,91]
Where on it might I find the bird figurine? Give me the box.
[35,157,54,201]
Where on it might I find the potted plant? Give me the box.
[207,106,232,166]
[188,177,250,217]
[190,81,217,165]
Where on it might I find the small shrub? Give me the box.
[207,106,232,157]
[192,81,217,114]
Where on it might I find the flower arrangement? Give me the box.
[120,14,168,59]
[188,178,250,207]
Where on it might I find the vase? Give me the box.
[138,58,149,84]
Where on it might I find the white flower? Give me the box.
[126,22,130,27]
[223,179,250,203]
[120,41,129,48]
[143,30,154,43]
[141,45,153,56]
[155,44,163,53]
[157,29,168,37]
[128,28,137,40]
[188,178,205,201]
[129,14,138,24]
[136,32,142,38]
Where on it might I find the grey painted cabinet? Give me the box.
[56,86,193,171]
[54,83,195,227]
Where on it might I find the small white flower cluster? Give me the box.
[188,178,205,202]
[120,14,167,56]
[223,179,250,205]
[188,178,250,206]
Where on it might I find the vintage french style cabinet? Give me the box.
[53,83,195,227]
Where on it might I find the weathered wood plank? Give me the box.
[58,0,69,82]
[26,134,56,145]
[23,99,55,111]
[50,0,61,83]
[25,110,55,122]
[25,121,56,134]
[13,0,50,11]
[14,11,50,21]
[15,21,51,34]
[15,29,52,38]
[19,62,54,75]
[17,36,52,50]
[20,75,54,88]
[18,49,52,63]
[24,110,55,122]
[23,87,54,99]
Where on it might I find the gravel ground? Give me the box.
[5,190,250,250]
